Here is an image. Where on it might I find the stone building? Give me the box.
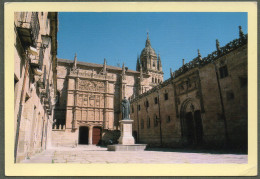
[52,34,163,146]
[130,27,248,150]
[14,12,58,162]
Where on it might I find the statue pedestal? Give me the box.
[118,119,135,145]
[107,119,147,151]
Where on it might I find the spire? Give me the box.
[103,58,107,74]
[72,53,77,71]
[145,32,151,47]
[216,39,220,52]
[140,63,143,81]
[198,49,202,60]
[157,53,162,71]
[136,55,140,71]
[122,62,125,75]
[170,68,173,78]
[239,26,245,40]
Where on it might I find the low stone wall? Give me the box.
[52,130,78,147]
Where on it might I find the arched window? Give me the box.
[141,119,144,129]
[152,77,154,83]
[154,115,158,127]
[147,117,150,128]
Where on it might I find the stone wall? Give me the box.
[14,12,58,162]
[131,36,247,150]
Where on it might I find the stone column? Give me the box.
[88,126,93,145]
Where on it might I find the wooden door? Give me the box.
[92,127,101,145]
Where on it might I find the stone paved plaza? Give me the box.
[21,145,247,164]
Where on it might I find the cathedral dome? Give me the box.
[140,33,157,57]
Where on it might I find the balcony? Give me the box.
[44,98,50,109]
[40,88,47,98]
[47,107,52,115]
[30,46,44,69]
[37,77,45,89]
[16,12,40,48]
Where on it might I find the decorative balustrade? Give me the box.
[69,69,114,80]
[131,34,247,103]
[52,124,66,130]
[172,35,247,79]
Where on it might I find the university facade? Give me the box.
[14,12,248,162]
[52,34,163,146]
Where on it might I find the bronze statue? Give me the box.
[122,97,130,119]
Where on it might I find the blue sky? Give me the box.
[57,12,247,80]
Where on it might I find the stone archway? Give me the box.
[180,98,203,146]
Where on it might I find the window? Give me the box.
[132,105,134,113]
[219,65,228,78]
[138,105,141,111]
[141,119,144,129]
[146,100,149,108]
[147,117,150,128]
[154,97,158,104]
[154,115,158,127]
[226,91,234,101]
[164,93,168,100]
[167,116,171,123]
[153,62,155,67]
[239,77,247,88]
[152,78,154,83]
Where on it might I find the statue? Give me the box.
[122,97,130,119]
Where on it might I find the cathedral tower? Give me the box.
[136,33,163,87]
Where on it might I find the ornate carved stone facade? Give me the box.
[52,35,164,146]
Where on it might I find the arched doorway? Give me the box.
[180,99,203,146]
[79,126,89,144]
[92,127,102,145]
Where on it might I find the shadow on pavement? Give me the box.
[145,147,247,155]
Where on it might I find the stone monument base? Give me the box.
[107,144,147,151]
[107,119,147,151]
[118,119,135,145]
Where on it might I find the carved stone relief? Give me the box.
[176,74,198,96]
[79,79,105,92]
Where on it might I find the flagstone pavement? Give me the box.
[21,145,247,164]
